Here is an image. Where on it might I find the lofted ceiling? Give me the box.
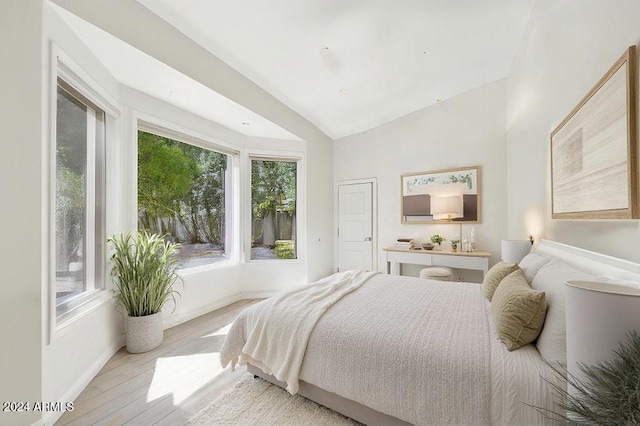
[55,0,535,141]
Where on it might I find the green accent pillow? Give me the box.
[491,269,547,351]
[482,261,519,300]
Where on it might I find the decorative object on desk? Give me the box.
[551,46,638,219]
[395,238,414,249]
[469,226,476,252]
[501,240,531,264]
[401,166,480,224]
[451,239,460,252]
[108,231,181,353]
[430,234,445,250]
[421,242,435,250]
[533,332,640,424]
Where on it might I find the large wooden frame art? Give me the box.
[400,166,480,224]
[551,46,638,219]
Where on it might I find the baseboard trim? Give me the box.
[163,291,278,330]
[42,336,124,426]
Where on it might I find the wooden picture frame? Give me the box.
[400,166,480,224]
[551,46,638,219]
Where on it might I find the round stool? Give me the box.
[420,266,453,282]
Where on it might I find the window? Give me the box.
[137,130,229,269]
[55,78,106,312]
[250,159,297,260]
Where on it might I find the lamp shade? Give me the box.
[431,195,463,221]
[565,280,640,387]
[501,240,531,264]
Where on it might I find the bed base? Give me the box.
[247,365,411,426]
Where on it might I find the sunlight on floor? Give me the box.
[147,353,225,404]
[200,323,232,339]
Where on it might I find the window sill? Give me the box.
[177,257,239,277]
[55,290,115,333]
[248,258,305,265]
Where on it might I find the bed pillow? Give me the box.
[531,259,593,365]
[519,253,551,284]
[491,269,547,351]
[482,261,519,301]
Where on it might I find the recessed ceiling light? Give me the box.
[340,89,348,95]
[435,98,442,103]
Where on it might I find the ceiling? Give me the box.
[55,0,535,141]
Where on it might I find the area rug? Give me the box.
[189,375,361,425]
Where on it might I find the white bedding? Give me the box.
[487,298,562,425]
[221,272,559,425]
[220,270,377,393]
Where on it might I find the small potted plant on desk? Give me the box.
[108,231,181,353]
[430,234,446,251]
[451,239,460,252]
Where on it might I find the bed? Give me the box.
[220,240,640,425]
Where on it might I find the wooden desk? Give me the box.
[383,247,491,277]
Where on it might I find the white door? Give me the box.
[338,182,373,271]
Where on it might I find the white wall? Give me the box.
[303,139,335,281]
[0,1,44,425]
[334,80,508,282]
[41,5,125,425]
[507,0,640,262]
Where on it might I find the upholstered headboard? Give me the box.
[534,239,640,286]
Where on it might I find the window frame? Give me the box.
[54,80,105,310]
[48,44,121,339]
[246,150,305,263]
[136,118,240,275]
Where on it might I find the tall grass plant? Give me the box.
[108,231,180,317]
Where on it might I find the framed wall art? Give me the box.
[400,166,480,224]
[551,46,638,219]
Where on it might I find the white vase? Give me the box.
[126,312,163,353]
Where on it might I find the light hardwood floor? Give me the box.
[56,299,260,426]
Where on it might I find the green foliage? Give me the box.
[137,131,227,245]
[431,234,446,244]
[108,231,181,317]
[275,240,295,259]
[533,331,640,424]
[138,132,195,218]
[251,160,296,242]
[55,167,85,265]
[252,160,296,218]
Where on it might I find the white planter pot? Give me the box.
[126,312,163,353]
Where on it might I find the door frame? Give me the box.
[334,178,378,272]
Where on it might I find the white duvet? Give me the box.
[220,270,377,393]
[221,272,560,425]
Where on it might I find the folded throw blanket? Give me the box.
[221,270,378,393]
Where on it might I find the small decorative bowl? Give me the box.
[422,242,435,250]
